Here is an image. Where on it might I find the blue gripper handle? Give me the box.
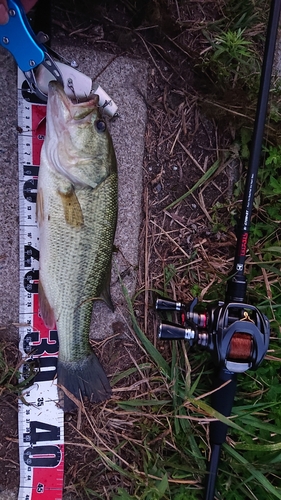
[0,0,45,72]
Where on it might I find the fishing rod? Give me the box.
[155,0,281,498]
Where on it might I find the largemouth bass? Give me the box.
[37,81,118,411]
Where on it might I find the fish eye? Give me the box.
[95,119,106,133]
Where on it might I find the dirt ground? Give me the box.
[0,0,253,497]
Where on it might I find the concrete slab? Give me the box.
[0,36,147,500]
[0,47,19,336]
[0,489,17,500]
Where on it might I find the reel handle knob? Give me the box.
[158,323,196,342]
[155,298,184,311]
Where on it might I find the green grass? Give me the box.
[200,0,268,98]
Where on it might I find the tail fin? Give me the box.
[57,354,112,412]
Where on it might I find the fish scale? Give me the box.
[44,174,118,361]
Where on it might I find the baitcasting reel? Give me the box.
[156,298,270,373]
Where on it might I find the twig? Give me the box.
[150,220,190,259]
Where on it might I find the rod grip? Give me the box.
[209,368,237,445]
[204,369,237,500]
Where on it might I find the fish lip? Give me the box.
[48,81,99,119]
[48,81,71,109]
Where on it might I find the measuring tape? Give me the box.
[17,69,64,500]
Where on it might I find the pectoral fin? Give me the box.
[36,188,44,226]
[58,186,84,227]
[38,281,56,329]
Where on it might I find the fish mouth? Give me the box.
[48,81,99,120]
[45,81,100,153]
[44,81,103,187]
[48,80,69,107]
